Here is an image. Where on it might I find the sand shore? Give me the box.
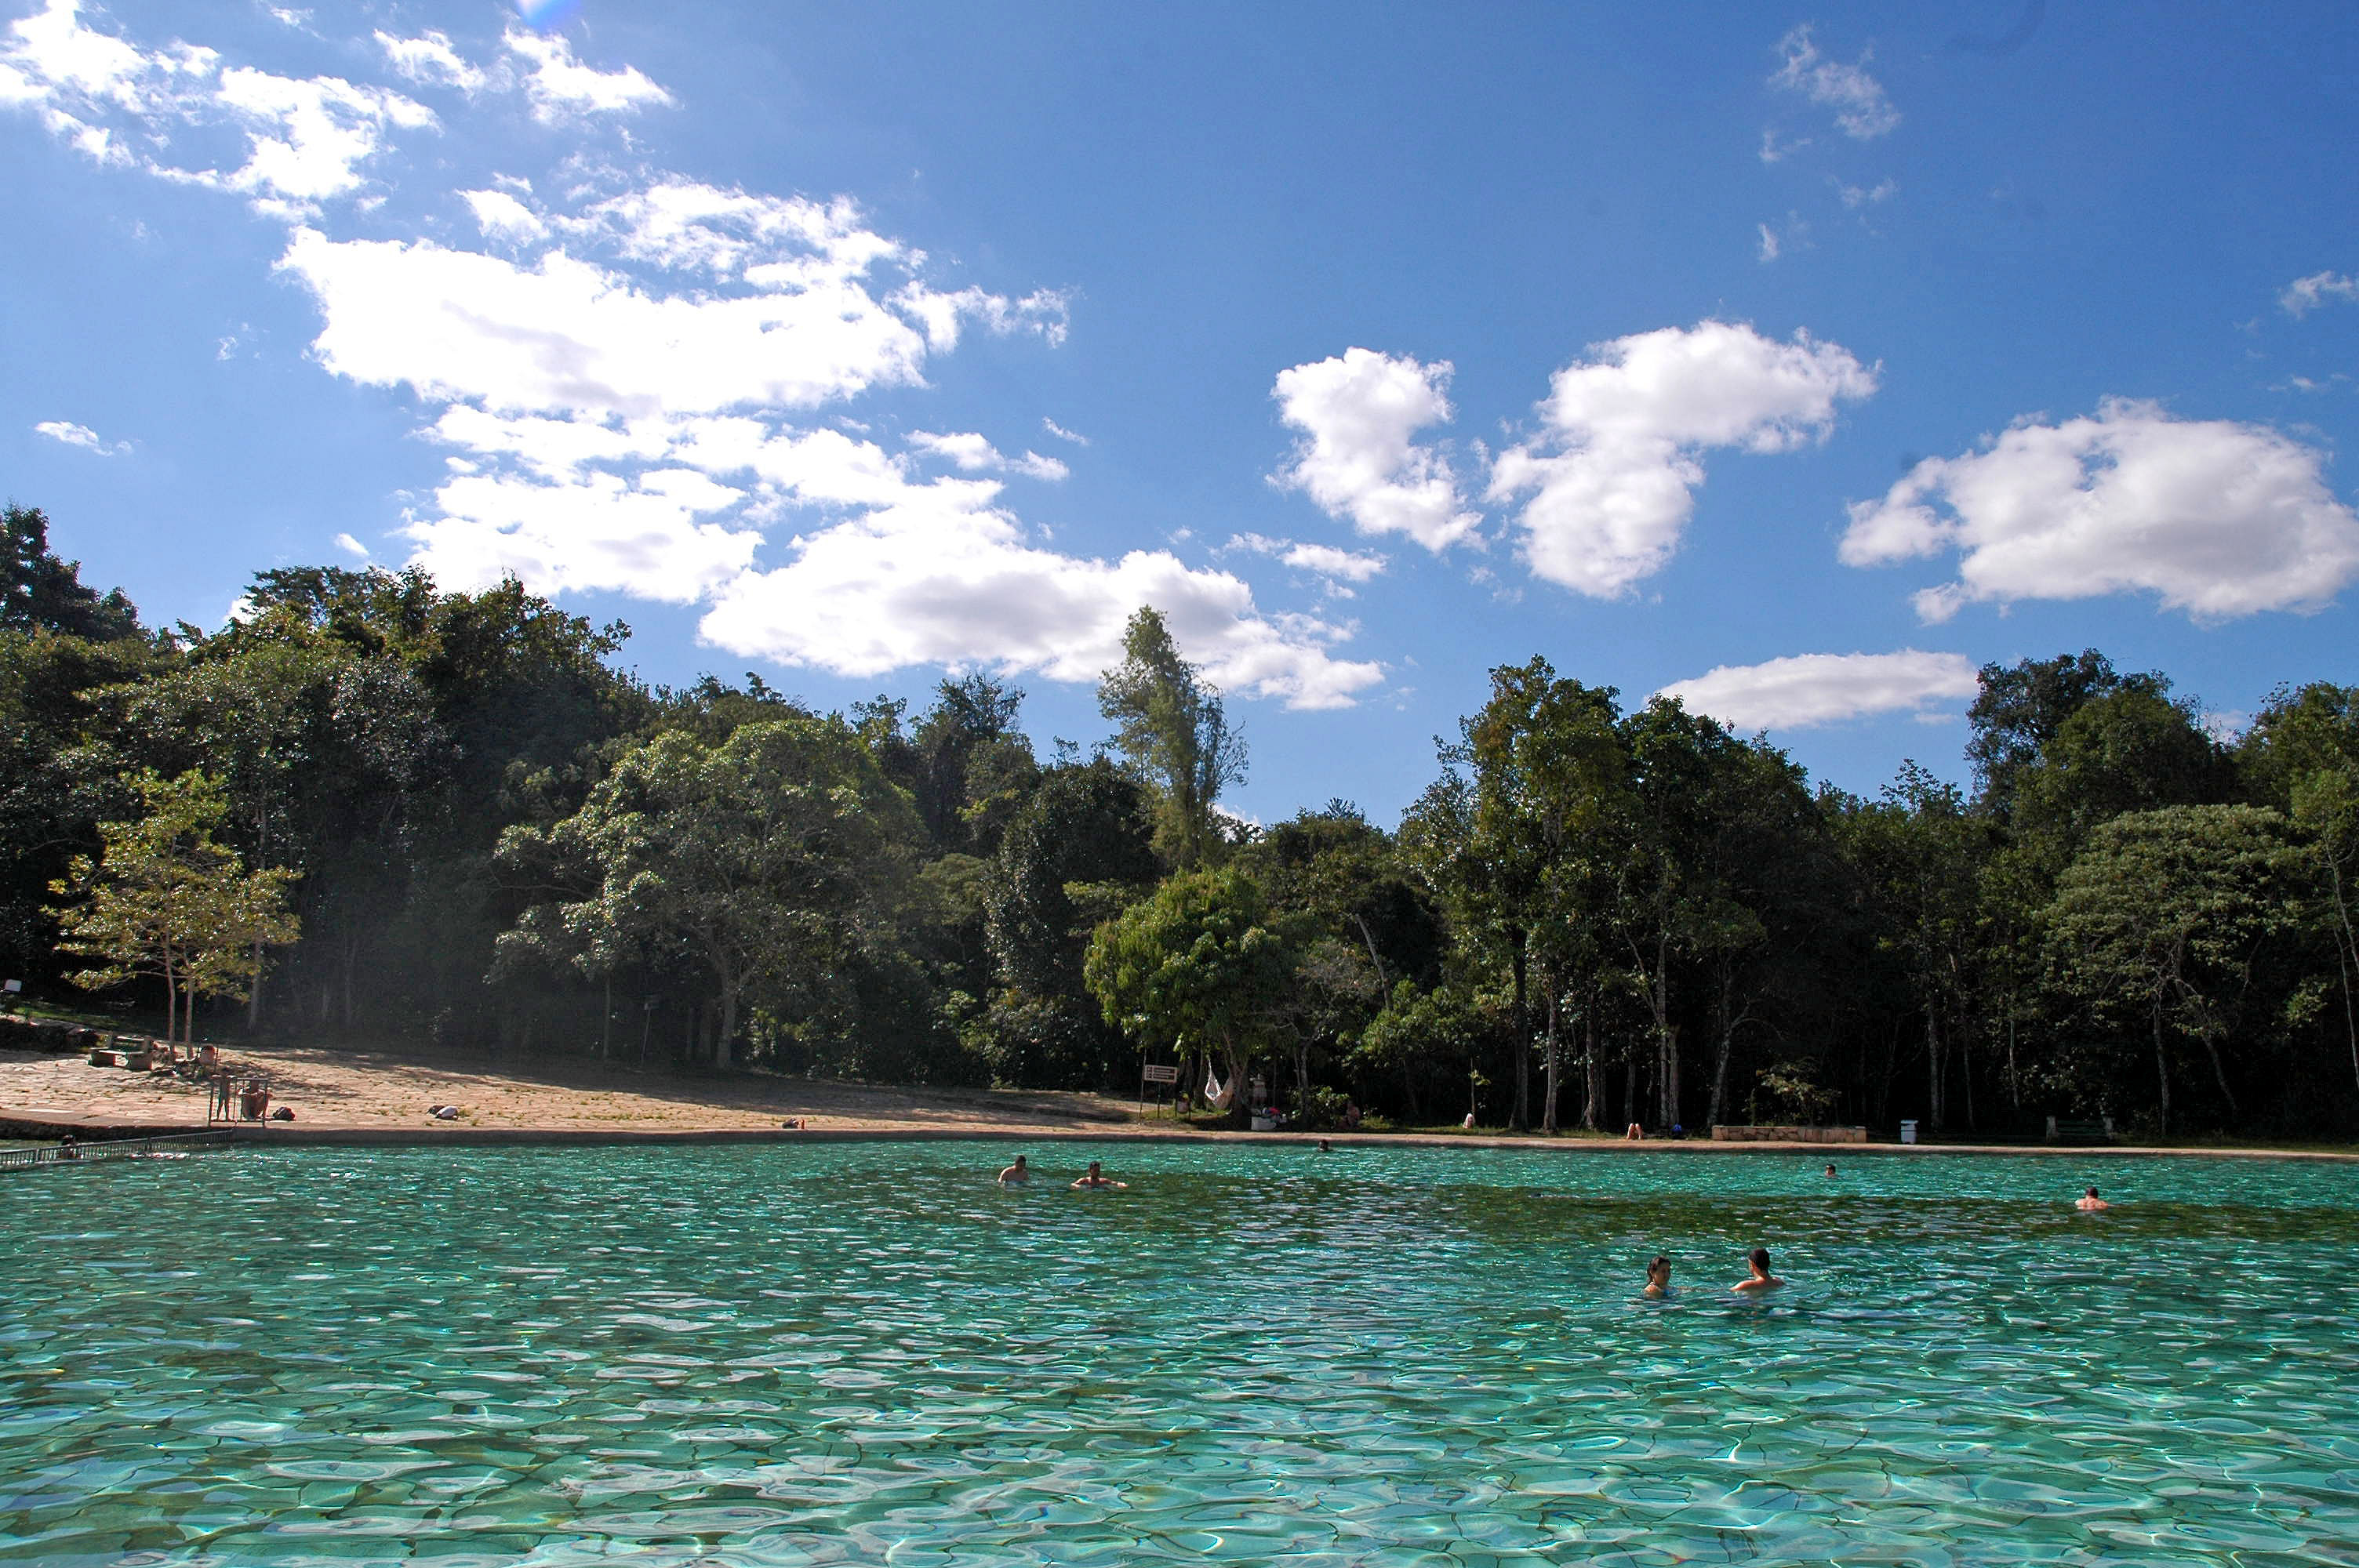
[5,1038,2358,1160]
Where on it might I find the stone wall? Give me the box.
[1710,1124,1869,1143]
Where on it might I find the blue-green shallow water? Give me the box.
[5,1143,2359,1567]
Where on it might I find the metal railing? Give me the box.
[0,1129,237,1170]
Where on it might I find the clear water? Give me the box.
[5,1141,2359,1566]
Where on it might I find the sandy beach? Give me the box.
[0,1040,1151,1141]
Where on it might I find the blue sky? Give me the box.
[7,2,2359,824]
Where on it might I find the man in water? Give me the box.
[1070,1160,1127,1189]
[1317,1138,1332,1153]
[56,1134,79,1161]
[1733,1247,1783,1293]
[998,1154,1030,1184]
[1823,1163,1837,1178]
[2076,1185,2109,1211]
[1643,1256,1673,1297]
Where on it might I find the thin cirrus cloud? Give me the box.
[1840,398,2359,624]
[1769,25,1899,140]
[1270,347,1479,552]
[1487,320,1877,597]
[1659,649,1979,731]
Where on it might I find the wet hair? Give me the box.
[1647,1255,1670,1276]
[1749,1247,1772,1271]
[1086,1160,1101,1171]
[2085,1186,2099,1198]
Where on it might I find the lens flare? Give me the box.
[515,0,582,30]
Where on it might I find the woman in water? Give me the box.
[1643,1256,1673,1297]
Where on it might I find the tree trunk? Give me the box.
[601,973,614,1060]
[247,939,264,1029]
[1541,989,1559,1134]
[2197,1029,2237,1120]
[1509,933,1530,1131]
[2153,1001,2172,1136]
[715,982,737,1073]
[1661,1023,1681,1131]
[1583,1008,1602,1131]
[1296,1040,1310,1124]
[1621,1033,1637,1127]
[1925,1005,1945,1132]
[1708,1018,1734,1133]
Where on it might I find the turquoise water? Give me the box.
[5,1142,2359,1566]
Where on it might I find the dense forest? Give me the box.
[8,502,2357,1140]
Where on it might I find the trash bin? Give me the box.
[1899,1120,1918,1145]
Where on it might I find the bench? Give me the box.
[2045,1116,2114,1144]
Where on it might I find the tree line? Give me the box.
[9,501,2358,1138]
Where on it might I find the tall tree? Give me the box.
[496,717,919,1071]
[1097,607,1245,869]
[1967,650,2165,817]
[2046,804,2305,1134]
[47,770,300,1040]
[0,504,142,641]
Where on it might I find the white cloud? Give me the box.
[1837,177,1896,209]
[1659,649,1979,731]
[1771,25,1899,140]
[376,30,482,93]
[500,27,671,123]
[278,225,933,417]
[1756,223,1780,263]
[1224,532,1387,586]
[1841,398,2359,622]
[1270,347,1478,551]
[907,430,1068,481]
[2281,270,2359,317]
[2,0,432,214]
[700,498,1383,710]
[409,466,760,605]
[460,186,546,242]
[1488,320,1877,597]
[333,531,369,558]
[33,418,124,453]
[1041,416,1089,446]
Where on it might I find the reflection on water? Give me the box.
[3,1142,2357,1565]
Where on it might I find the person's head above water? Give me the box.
[1749,1247,1772,1272]
[1647,1255,1671,1282]
[2085,1186,2099,1198]
[1086,1161,1102,1175]
[1824,1163,1837,1177]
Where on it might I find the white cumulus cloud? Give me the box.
[1659,649,1979,731]
[33,418,124,453]
[374,30,482,92]
[1840,398,2359,623]
[2,0,434,214]
[701,498,1382,711]
[1771,25,1899,140]
[500,27,671,124]
[2281,270,2359,317]
[1488,320,1877,597]
[1271,347,1478,551]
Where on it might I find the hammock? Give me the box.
[1205,1065,1239,1111]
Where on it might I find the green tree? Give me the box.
[46,770,300,1040]
[1083,866,1305,1109]
[1098,607,1246,869]
[1406,659,1626,1131]
[1,504,142,641]
[1968,649,2166,818]
[497,717,920,1071]
[2045,804,2306,1133]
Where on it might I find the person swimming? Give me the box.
[1317,1138,1332,1152]
[1070,1160,1127,1189]
[1733,1247,1783,1294]
[1643,1256,1673,1297]
[2076,1185,2109,1211]
[998,1154,1030,1184]
[1823,1163,1837,1178]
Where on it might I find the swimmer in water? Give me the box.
[1823,1163,1837,1178]
[2075,1185,2109,1211]
[1732,1247,1783,1294]
[1317,1138,1332,1152]
[998,1154,1030,1185]
[1643,1256,1673,1297]
[1070,1160,1127,1190]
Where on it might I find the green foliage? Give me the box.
[46,770,300,1040]
[1097,607,1246,869]
[2045,804,2308,1131]
[1,505,142,641]
[1083,866,1307,1088]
